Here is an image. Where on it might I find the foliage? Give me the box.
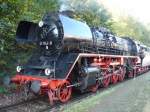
[0,86,7,93]
[61,0,112,27]
[111,16,150,46]
[21,0,60,22]
[0,0,150,76]
[0,0,60,74]
[0,0,25,73]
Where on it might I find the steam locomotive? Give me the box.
[4,12,150,104]
[16,12,138,56]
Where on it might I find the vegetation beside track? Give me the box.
[0,87,7,94]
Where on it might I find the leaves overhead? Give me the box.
[61,0,111,27]
[0,0,60,73]
[111,16,150,45]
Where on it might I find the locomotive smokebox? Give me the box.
[38,12,92,51]
[16,12,93,52]
[37,13,64,50]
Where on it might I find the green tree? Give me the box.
[0,0,25,72]
[61,0,112,27]
[111,15,150,46]
[0,0,60,73]
[21,0,60,22]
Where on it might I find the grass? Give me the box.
[61,73,150,112]
[0,83,17,94]
[62,87,116,112]
[0,86,7,94]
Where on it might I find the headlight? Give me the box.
[16,66,22,72]
[44,68,51,76]
[39,21,44,27]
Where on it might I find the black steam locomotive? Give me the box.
[16,12,138,56]
[8,12,149,104]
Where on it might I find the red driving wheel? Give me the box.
[111,74,118,84]
[118,67,126,81]
[102,72,110,88]
[57,81,72,103]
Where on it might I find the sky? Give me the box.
[98,0,150,24]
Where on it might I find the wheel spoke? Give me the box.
[102,73,110,87]
[57,81,72,103]
[111,74,118,84]
[118,67,125,81]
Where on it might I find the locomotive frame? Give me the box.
[11,53,149,104]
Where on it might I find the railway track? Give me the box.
[0,82,119,112]
[38,77,133,112]
[0,73,148,112]
[39,73,148,112]
[0,97,41,111]
[37,92,96,112]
